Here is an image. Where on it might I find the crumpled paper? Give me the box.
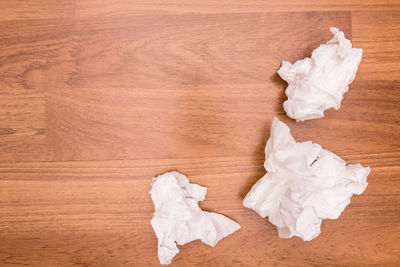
[243,118,370,241]
[278,27,363,121]
[150,171,240,265]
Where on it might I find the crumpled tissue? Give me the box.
[243,118,370,241]
[278,27,363,121]
[150,171,240,265]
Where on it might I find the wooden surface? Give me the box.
[1,1,399,266]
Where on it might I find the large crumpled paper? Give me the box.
[243,118,370,241]
[150,171,240,265]
[278,27,363,121]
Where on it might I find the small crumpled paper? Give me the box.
[278,27,363,121]
[150,171,240,265]
[243,118,370,241]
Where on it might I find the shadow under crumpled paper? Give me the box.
[271,71,289,122]
[237,70,289,200]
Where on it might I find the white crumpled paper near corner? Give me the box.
[150,171,240,265]
[243,118,370,241]
[278,27,363,121]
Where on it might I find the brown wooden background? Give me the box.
[1,1,399,266]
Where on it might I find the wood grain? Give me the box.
[0,1,399,266]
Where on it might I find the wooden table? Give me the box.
[1,1,399,266]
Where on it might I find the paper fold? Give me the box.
[151,171,240,265]
[243,118,370,241]
[278,27,363,121]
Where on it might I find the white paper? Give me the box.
[243,118,370,241]
[278,27,362,121]
[150,171,240,265]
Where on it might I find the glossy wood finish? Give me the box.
[1,1,399,266]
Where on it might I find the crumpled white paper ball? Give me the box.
[278,27,363,121]
[243,118,370,241]
[150,171,240,265]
